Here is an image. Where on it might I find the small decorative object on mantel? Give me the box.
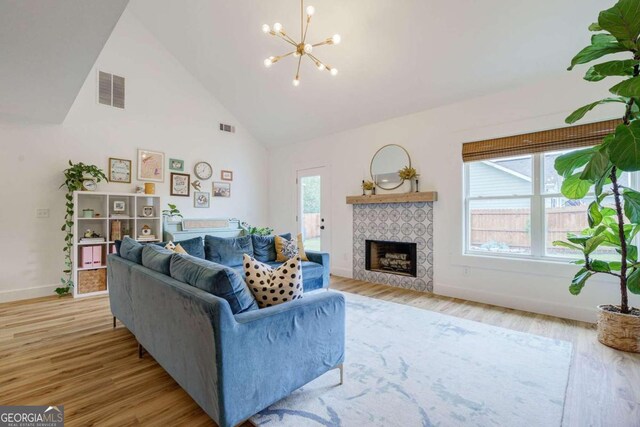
[362,180,375,196]
[398,166,419,193]
[415,178,420,193]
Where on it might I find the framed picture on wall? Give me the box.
[137,149,165,182]
[221,170,233,181]
[170,173,190,196]
[169,158,184,171]
[213,181,231,198]
[194,191,210,208]
[108,158,132,183]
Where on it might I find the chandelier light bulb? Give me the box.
[293,78,300,87]
[317,62,325,71]
[330,68,339,76]
[331,34,341,45]
[273,22,283,33]
[304,44,313,54]
[306,5,315,16]
[293,51,301,58]
[264,58,273,68]
[262,24,270,33]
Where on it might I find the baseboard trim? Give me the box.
[434,282,596,323]
[0,285,57,303]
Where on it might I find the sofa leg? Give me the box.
[338,363,344,385]
[113,316,116,328]
[138,343,144,359]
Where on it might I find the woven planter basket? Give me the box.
[597,305,640,353]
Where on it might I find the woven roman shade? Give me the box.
[462,119,622,162]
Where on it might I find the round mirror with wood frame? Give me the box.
[370,144,411,190]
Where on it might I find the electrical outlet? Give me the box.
[36,208,49,218]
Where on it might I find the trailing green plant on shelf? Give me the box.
[162,203,183,220]
[58,161,107,296]
[553,0,640,320]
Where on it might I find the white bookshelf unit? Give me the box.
[72,191,162,298]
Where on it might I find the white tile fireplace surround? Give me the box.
[352,201,433,292]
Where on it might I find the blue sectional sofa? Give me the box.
[107,236,344,427]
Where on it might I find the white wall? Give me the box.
[268,72,640,323]
[0,10,268,302]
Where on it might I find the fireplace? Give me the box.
[365,240,417,278]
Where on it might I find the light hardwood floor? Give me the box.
[1,276,639,426]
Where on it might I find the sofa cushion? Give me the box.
[120,236,144,264]
[170,253,258,314]
[142,244,173,275]
[231,260,324,288]
[205,235,253,267]
[251,233,291,262]
[157,236,204,259]
[243,254,303,308]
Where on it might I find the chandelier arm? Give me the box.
[295,55,303,80]
[307,53,329,70]
[301,0,304,40]
[273,32,297,46]
[276,50,296,61]
[311,40,330,48]
[302,16,311,44]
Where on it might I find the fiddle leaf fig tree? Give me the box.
[553,0,640,314]
[57,161,107,296]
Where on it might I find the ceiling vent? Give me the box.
[219,123,235,133]
[98,71,125,109]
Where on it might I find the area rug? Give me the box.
[251,292,572,427]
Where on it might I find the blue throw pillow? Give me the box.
[156,236,205,259]
[120,237,143,264]
[205,235,253,267]
[251,233,291,262]
[170,254,258,314]
[142,244,173,275]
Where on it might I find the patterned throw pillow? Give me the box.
[243,254,303,308]
[275,234,309,262]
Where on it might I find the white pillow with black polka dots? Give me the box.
[243,254,303,308]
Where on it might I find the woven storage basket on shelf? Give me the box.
[78,269,107,294]
[597,305,640,353]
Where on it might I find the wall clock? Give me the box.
[194,162,213,180]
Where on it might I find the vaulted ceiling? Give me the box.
[0,0,128,123]
[128,0,606,146]
[0,1,608,146]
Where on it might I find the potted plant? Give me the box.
[399,166,419,193]
[162,203,183,222]
[553,0,640,352]
[241,222,274,236]
[362,180,375,196]
[58,161,107,296]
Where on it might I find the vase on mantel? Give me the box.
[364,189,373,196]
[404,180,414,193]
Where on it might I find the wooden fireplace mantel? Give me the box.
[346,191,438,205]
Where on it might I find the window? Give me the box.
[464,148,637,260]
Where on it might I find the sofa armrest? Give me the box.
[219,291,345,425]
[305,250,330,288]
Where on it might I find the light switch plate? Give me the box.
[36,208,49,218]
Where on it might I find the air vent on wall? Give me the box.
[98,71,125,109]
[219,123,235,133]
